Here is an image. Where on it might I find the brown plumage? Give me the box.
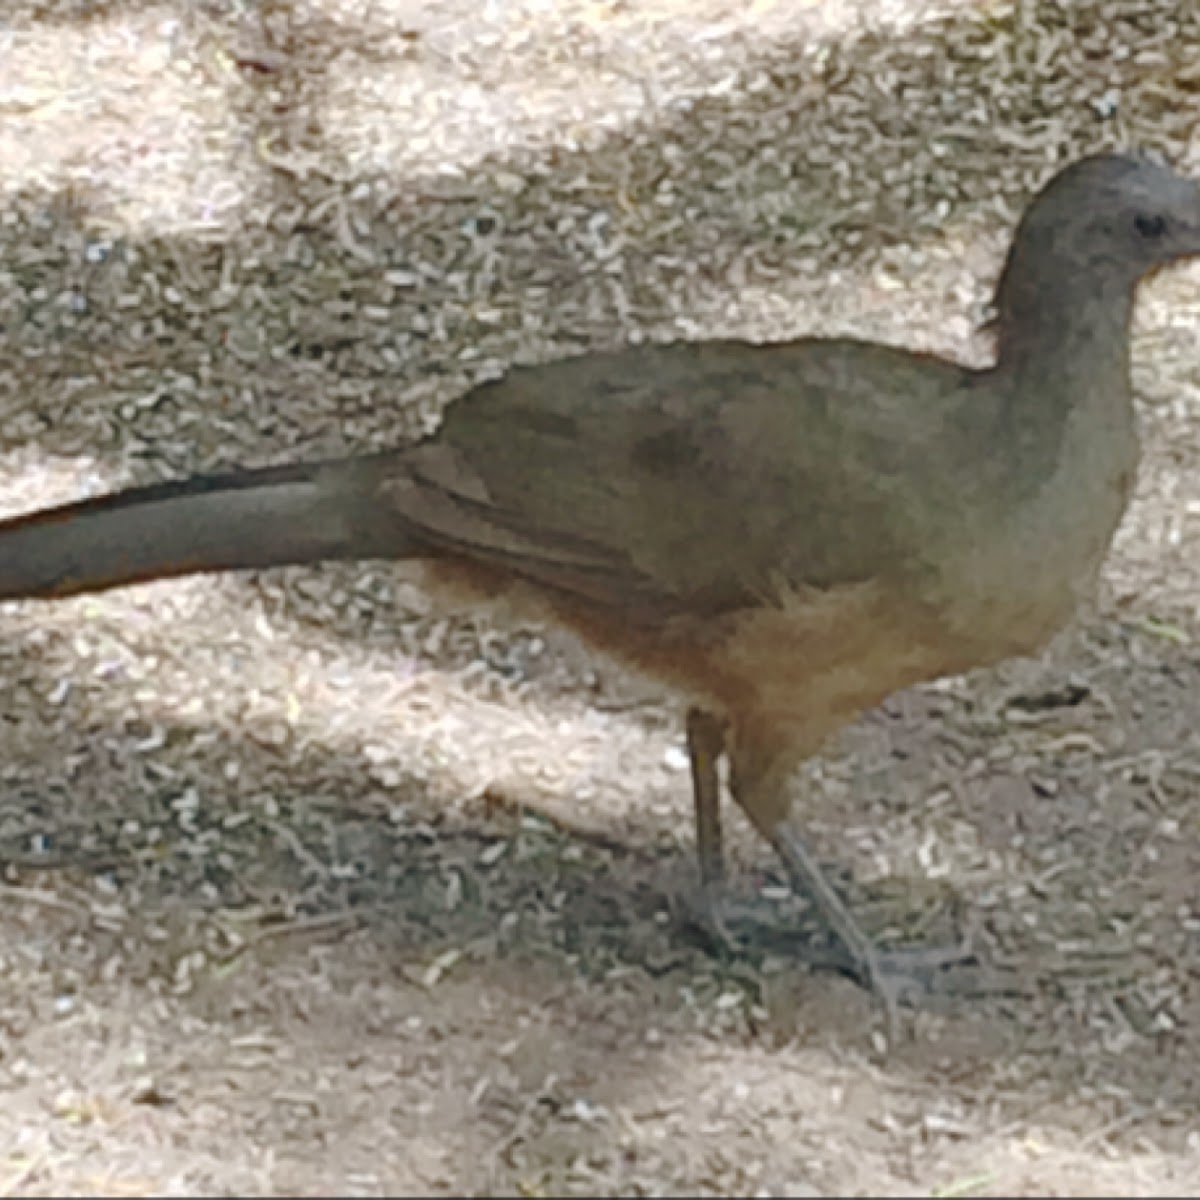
[2,153,1199,1035]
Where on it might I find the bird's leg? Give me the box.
[727,731,974,1041]
[683,707,738,950]
[686,707,727,891]
[685,707,842,951]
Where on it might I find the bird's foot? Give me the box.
[820,932,1038,1044]
[676,887,757,957]
[853,939,974,1045]
[681,886,1027,1045]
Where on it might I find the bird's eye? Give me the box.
[1135,213,1168,239]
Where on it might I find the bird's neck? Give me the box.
[976,258,1143,552]
[934,265,1144,664]
[993,261,1135,387]
[991,264,1137,445]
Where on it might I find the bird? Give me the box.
[1,152,1198,1036]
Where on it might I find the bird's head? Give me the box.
[991,153,1200,351]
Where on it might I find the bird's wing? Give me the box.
[386,339,974,619]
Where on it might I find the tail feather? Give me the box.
[0,453,417,601]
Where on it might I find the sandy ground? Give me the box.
[3,0,1200,1194]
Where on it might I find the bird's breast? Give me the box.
[933,408,1139,665]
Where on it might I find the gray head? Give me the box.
[993,153,1200,348]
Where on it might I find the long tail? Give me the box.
[0,452,420,601]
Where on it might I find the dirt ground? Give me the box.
[3,0,1200,1194]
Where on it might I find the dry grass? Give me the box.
[2,0,1200,1194]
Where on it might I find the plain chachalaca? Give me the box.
[2,153,1199,1031]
